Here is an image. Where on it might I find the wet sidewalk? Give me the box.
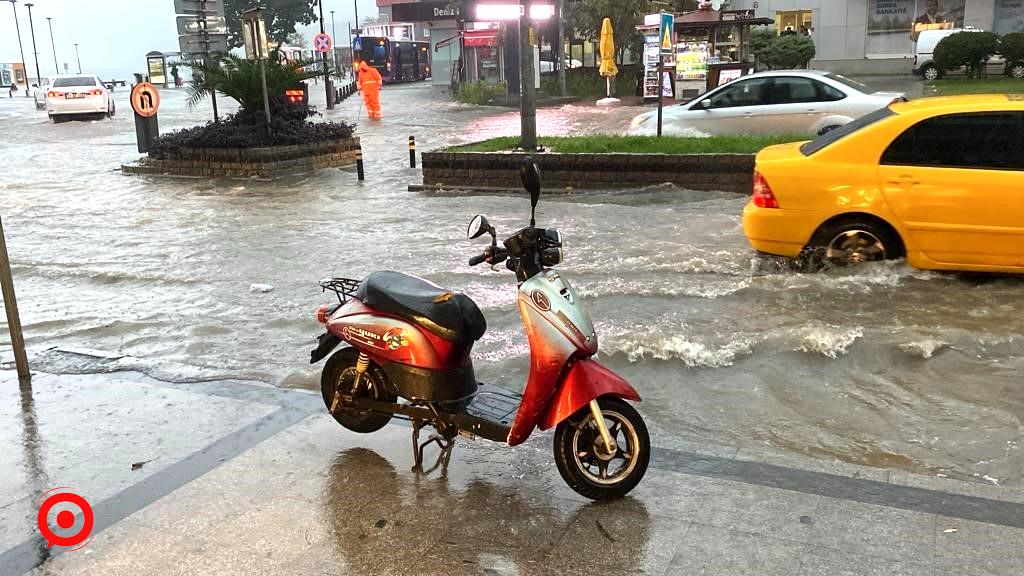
[2,369,1022,575]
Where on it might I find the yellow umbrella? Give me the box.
[599,18,618,78]
[598,17,618,101]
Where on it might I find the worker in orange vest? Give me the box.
[357,61,383,120]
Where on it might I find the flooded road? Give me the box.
[0,82,1021,488]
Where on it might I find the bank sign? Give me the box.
[392,0,475,21]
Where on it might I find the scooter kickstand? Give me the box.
[410,421,455,474]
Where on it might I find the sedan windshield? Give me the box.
[800,107,896,156]
[53,77,98,88]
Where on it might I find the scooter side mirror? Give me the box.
[520,156,541,210]
[467,214,493,240]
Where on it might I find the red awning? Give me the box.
[464,30,497,47]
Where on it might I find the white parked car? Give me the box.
[539,58,584,73]
[45,74,115,122]
[912,28,1015,80]
[628,70,905,137]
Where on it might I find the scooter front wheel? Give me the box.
[553,396,650,500]
[321,347,395,433]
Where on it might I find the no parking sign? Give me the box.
[313,32,333,53]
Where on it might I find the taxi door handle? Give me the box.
[887,175,920,185]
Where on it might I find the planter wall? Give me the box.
[122,137,361,179]
[421,151,755,194]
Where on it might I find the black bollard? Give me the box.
[356,147,365,181]
[408,136,416,168]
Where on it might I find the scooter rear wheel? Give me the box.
[553,396,650,500]
[321,347,395,433]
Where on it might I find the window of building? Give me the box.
[881,113,1023,171]
[775,10,813,35]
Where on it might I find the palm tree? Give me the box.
[179,51,320,113]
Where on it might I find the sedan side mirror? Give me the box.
[692,99,711,110]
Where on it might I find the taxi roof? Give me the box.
[890,94,1024,115]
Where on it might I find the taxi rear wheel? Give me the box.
[800,219,904,269]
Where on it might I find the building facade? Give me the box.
[728,0,1024,74]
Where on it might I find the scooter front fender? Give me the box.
[538,359,641,432]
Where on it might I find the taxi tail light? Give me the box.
[752,172,779,209]
[47,91,61,98]
[88,89,103,96]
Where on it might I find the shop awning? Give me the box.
[464,30,497,47]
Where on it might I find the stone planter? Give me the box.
[419,150,755,194]
[121,137,361,179]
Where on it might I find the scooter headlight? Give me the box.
[541,247,563,267]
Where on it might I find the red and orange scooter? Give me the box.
[310,158,649,499]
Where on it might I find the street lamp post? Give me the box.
[45,16,57,74]
[23,3,41,85]
[353,0,359,31]
[7,1,30,96]
[74,43,81,73]
[330,10,337,74]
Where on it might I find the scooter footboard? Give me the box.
[538,358,640,431]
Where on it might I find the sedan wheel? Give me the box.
[1009,63,1024,79]
[826,230,887,264]
[800,220,903,270]
[922,65,940,81]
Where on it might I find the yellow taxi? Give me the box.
[742,94,1024,272]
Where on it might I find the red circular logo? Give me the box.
[37,488,94,550]
[531,290,551,311]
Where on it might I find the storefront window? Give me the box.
[775,10,813,35]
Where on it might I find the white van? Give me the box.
[913,28,1020,80]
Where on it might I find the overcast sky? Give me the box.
[0,0,378,81]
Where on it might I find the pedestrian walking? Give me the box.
[8,84,15,98]
[357,61,382,121]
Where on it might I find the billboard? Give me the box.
[996,0,1024,34]
[866,0,964,55]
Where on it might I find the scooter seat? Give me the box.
[357,271,486,344]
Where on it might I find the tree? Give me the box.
[286,31,309,47]
[564,0,646,65]
[181,51,319,113]
[225,0,319,50]
[934,31,1000,79]
[750,27,816,70]
[999,32,1024,70]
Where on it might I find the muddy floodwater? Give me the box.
[1,83,1021,488]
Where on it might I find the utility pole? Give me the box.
[45,16,56,74]
[198,0,219,121]
[0,215,31,384]
[318,0,332,109]
[74,43,81,73]
[518,0,536,151]
[353,0,359,31]
[7,1,30,96]
[23,3,41,85]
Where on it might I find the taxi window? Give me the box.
[881,112,1022,170]
[800,107,895,156]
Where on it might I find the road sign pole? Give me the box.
[0,215,30,384]
[131,82,161,152]
[318,1,333,110]
[657,54,663,137]
[199,0,219,122]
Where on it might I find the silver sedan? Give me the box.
[628,70,905,137]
